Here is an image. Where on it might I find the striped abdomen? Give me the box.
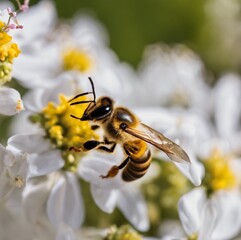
[122,149,151,182]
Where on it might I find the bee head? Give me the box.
[81,97,113,121]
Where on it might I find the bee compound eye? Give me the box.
[120,123,127,130]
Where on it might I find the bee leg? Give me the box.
[100,156,130,179]
[97,143,116,153]
[69,146,82,152]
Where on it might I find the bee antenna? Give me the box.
[70,114,81,120]
[88,77,96,104]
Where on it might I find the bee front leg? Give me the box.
[100,156,130,179]
[69,140,101,152]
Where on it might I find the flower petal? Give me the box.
[28,149,64,177]
[212,191,241,239]
[90,184,117,213]
[47,173,84,229]
[12,0,56,46]
[7,132,50,154]
[22,176,51,223]
[0,88,24,115]
[56,223,76,240]
[198,200,218,240]
[213,74,241,138]
[117,187,150,231]
[178,188,206,235]
[78,147,124,189]
[174,150,205,186]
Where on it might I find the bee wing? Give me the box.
[124,123,190,164]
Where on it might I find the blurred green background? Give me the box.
[29,0,241,76]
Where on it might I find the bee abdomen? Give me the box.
[122,150,151,182]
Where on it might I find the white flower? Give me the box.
[8,80,88,232]
[137,44,210,113]
[79,146,150,232]
[178,187,241,240]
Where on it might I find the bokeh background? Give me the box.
[28,0,241,76]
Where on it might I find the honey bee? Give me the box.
[69,77,190,182]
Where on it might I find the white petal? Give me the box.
[213,74,241,138]
[12,0,57,46]
[198,200,218,240]
[174,151,204,186]
[56,223,76,240]
[8,132,50,154]
[78,147,124,189]
[47,173,84,229]
[72,15,109,47]
[13,43,61,89]
[0,168,12,200]
[0,88,24,115]
[178,188,206,235]
[22,176,51,223]
[117,187,150,232]
[212,191,241,239]
[29,149,64,177]
[90,184,117,213]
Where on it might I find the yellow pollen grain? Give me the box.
[62,48,92,72]
[41,94,99,150]
[188,233,198,240]
[0,32,21,63]
[204,148,237,192]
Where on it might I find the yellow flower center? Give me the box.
[0,32,21,63]
[30,94,99,172]
[62,48,92,72]
[203,148,237,195]
[188,233,198,240]
[104,225,143,240]
[0,21,21,85]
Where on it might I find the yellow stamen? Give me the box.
[203,148,237,194]
[104,225,143,240]
[0,61,12,84]
[62,48,92,72]
[0,33,21,63]
[0,24,21,84]
[188,233,198,240]
[35,94,99,172]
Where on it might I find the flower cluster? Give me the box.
[1,1,241,240]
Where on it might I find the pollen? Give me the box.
[104,225,142,240]
[188,233,198,240]
[203,148,237,194]
[32,94,99,172]
[0,28,21,84]
[0,32,21,63]
[62,48,92,72]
